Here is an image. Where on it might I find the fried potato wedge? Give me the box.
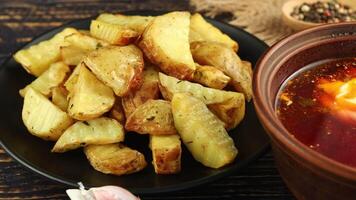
[190,13,238,52]
[84,45,144,96]
[109,98,126,125]
[159,72,243,104]
[122,65,159,117]
[149,135,181,174]
[52,117,124,153]
[208,96,245,130]
[171,93,238,168]
[14,28,78,76]
[64,62,84,93]
[90,20,139,45]
[22,88,73,141]
[68,65,115,120]
[139,11,196,80]
[61,31,109,66]
[192,64,230,89]
[84,144,147,175]
[191,41,252,101]
[242,60,253,77]
[19,62,70,97]
[60,45,90,66]
[96,13,154,34]
[51,86,69,111]
[64,32,109,50]
[125,100,177,135]
[159,73,245,129]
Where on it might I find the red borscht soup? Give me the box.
[276,58,356,167]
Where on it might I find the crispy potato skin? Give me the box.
[125,100,177,135]
[84,45,144,96]
[242,60,253,77]
[150,135,181,174]
[192,64,230,89]
[109,98,126,125]
[208,96,245,130]
[191,41,252,101]
[138,12,195,80]
[84,144,147,176]
[122,65,159,117]
[22,88,73,141]
[171,93,238,168]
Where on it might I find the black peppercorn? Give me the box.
[291,0,355,23]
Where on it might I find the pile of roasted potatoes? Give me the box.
[14,11,252,175]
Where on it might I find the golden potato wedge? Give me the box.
[208,96,245,130]
[14,28,78,76]
[51,86,69,111]
[19,62,70,97]
[52,117,124,153]
[60,45,89,66]
[122,65,159,117]
[159,72,243,104]
[84,144,147,175]
[64,62,84,93]
[138,11,196,80]
[109,98,126,125]
[149,135,181,174]
[64,32,109,50]
[192,64,230,89]
[159,73,245,129]
[22,88,73,141]
[61,32,109,66]
[125,100,177,135]
[171,93,238,168]
[191,41,252,101]
[84,45,144,96]
[242,60,253,77]
[96,13,154,34]
[90,20,139,45]
[68,65,115,120]
[190,13,238,51]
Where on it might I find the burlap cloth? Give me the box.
[190,0,295,45]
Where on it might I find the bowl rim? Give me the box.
[253,22,356,184]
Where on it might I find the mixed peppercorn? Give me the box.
[291,1,355,23]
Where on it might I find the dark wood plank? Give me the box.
[0,1,294,199]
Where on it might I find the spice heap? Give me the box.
[291,1,355,23]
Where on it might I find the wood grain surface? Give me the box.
[0,0,294,199]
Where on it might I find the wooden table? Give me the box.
[0,1,294,199]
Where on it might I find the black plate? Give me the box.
[0,11,269,194]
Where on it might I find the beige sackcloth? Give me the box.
[190,0,295,45]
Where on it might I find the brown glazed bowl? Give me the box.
[253,22,356,200]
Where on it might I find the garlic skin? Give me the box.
[66,183,140,200]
